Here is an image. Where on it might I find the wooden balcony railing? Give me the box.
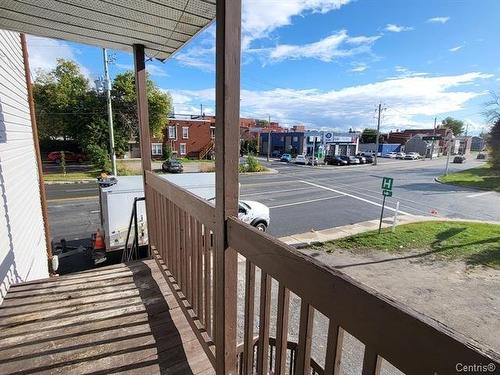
[145,172,498,375]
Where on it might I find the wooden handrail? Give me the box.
[145,171,216,228]
[227,217,499,375]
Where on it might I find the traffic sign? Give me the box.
[382,190,392,197]
[381,177,393,191]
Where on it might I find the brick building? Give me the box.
[162,118,216,159]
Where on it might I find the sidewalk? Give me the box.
[279,215,500,247]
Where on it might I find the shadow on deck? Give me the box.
[0,260,214,375]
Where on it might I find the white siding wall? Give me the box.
[0,30,48,302]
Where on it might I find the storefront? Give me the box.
[323,132,359,156]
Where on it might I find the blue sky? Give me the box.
[27,0,500,135]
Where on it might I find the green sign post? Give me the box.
[379,177,393,233]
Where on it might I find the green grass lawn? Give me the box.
[438,164,500,192]
[43,170,101,181]
[312,221,500,269]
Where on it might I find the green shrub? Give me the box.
[85,143,111,172]
[240,155,267,173]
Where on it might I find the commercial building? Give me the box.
[471,136,486,151]
[323,131,360,156]
[259,132,305,155]
[303,130,325,157]
[404,135,437,157]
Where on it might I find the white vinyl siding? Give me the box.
[0,30,48,302]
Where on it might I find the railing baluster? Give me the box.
[186,214,193,304]
[192,217,199,316]
[275,284,290,375]
[324,321,343,375]
[197,221,204,323]
[362,347,381,375]
[243,260,256,375]
[256,271,271,375]
[296,301,315,375]
[175,205,181,283]
[204,228,212,338]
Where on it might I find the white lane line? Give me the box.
[300,180,415,216]
[269,195,344,209]
[64,188,96,192]
[466,191,493,198]
[241,187,312,197]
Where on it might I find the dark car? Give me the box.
[340,155,360,165]
[363,155,374,163]
[47,151,85,164]
[162,159,183,173]
[324,155,348,166]
[453,155,466,164]
[271,150,281,158]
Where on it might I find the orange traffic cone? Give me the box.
[94,228,105,250]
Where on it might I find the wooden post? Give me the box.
[20,33,53,274]
[214,0,241,372]
[133,44,152,257]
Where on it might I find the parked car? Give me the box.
[395,152,406,159]
[383,152,397,159]
[271,150,281,158]
[238,201,270,232]
[477,153,487,160]
[47,151,85,164]
[340,155,360,165]
[360,151,375,157]
[404,152,420,160]
[293,155,307,165]
[162,159,184,173]
[363,155,374,163]
[280,153,292,162]
[324,155,348,166]
[453,155,466,164]
[355,155,366,164]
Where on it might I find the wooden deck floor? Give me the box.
[0,260,214,375]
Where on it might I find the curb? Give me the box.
[239,168,279,175]
[44,179,96,185]
[434,177,493,192]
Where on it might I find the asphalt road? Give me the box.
[45,156,499,246]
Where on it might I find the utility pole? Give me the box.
[266,115,272,162]
[374,103,382,166]
[311,134,316,167]
[430,117,437,160]
[200,103,203,117]
[102,48,117,176]
[444,137,452,175]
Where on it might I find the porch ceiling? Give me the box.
[0,0,216,60]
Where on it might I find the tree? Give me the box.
[33,59,90,140]
[111,71,172,138]
[255,119,269,128]
[360,128,382,143]
[488,119,500,170]
[441,117,464,136]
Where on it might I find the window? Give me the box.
[293,136,298,142]
[210,127,215,139]
[182,127,189,139]
[179,143,186,155]
[168,126,176,139]
[151,143,162,156]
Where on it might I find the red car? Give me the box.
[47,151,85,164]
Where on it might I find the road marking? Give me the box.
[48,196,98,203]
[466,191,493,198]
[64,188,96,192]
[241,187,311,197]
[299,180,415,216]
[269,195,343,209]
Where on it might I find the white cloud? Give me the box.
[242,0,351,49]
[385,24,413,33]
[449,45,463,52]
[167,72,491,131]
[427,16,450,24]
[27,35,91,79]
[175,1,352,70]
[252,30,380,63]
[145,63,168,77]
[350,63,368,72]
